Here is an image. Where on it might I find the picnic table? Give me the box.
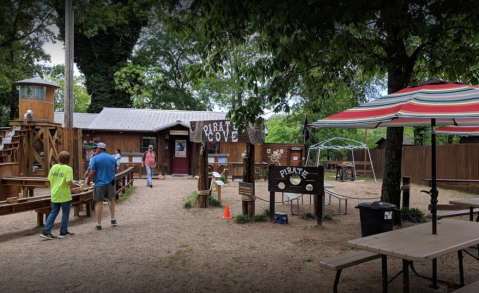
[348,219,479,292]
[423,179,479,188]
[450,198,479,222]
[1,177,50,197]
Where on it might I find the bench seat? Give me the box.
[320,250,380,292]
[325,189,348,215]
[451,280,479,293]
[437,208,479,219]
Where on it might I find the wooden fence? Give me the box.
[351,144,479,193]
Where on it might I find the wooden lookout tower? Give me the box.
[9,77,62,177]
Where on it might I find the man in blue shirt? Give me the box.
[87,142,118,230]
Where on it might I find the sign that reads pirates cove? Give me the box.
[190,120,251,143]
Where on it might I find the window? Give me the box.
[141,136,156,153]
[207,142,220,154]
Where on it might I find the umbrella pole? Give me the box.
[431,119,439,235]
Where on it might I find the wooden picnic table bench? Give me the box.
[427,204,479,220]
[320,250,381,293]
[1,176,50,197]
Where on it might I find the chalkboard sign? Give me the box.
[239,182,254,196]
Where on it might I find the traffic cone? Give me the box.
[223,205,232,219]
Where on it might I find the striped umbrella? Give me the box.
[435,126,479,136]
[309,79,479,236]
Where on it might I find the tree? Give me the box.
[115,17,211,110]
[162,0,479,212]
[56,0,151,113]
[41,65,91,112]
[0,0,57,125]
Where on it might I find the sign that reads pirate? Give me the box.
[190,120,264,144]
[268,166,324,194]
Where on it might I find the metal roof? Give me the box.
[86,108,228,132]
[12,77,60,89]
[54,112,100,128]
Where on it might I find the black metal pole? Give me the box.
[431,118,438,235]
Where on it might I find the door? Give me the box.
[173,139,188,174]
[289,149,302,166]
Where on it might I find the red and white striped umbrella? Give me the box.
[309,79,479,235]
[435,126,479,136]
[309,82,479,128]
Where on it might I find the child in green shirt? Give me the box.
[40,151,76,240]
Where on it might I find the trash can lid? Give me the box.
[356,201,397,210]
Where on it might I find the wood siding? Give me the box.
[18,86,55,122]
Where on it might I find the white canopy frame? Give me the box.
[306,137,376,181]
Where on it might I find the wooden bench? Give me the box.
[451,280,479,293]
[325,189,348,215]
[427,204,479,219]
[320,250,381,293]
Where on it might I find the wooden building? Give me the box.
[55,108,305,177]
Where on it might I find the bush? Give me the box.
[208,195,222,207]
[300,212,316,220]
[235,214,249,224]
[252,213,268,222]
[400,207,425,223]
[323,213,333,221]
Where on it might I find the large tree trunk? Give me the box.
[382,38,415,224]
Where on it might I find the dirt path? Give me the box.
[0,177,477,292]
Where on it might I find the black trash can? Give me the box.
[356,201,397,237]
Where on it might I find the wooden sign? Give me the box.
[239,182,254,196]
[268,166,324,194]
[190,120,256,143]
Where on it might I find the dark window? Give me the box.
[207,142,220,154]
[141,136,156,153]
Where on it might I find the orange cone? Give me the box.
[223,205,232,219]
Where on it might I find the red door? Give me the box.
[173,139,188,174]
[289,150,302,166]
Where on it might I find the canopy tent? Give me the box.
[306,137,377,181]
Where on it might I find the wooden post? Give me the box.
[197,143,209,208]
[241,143,256,219]
[402,176,411,208]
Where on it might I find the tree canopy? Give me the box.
[162,0,479,211]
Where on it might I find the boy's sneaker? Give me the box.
[111,219,117,226]
[58,232,75,238]
[40,232,57,240]
[95,225,102,230]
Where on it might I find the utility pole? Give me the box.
[64,0,74,127]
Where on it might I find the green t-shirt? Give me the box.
[48,164,73,203]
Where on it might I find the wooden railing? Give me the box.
[0,167,135,226]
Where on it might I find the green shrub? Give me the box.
[208,195,222,207]
[323,213,333,221]
[263,208,270,217]
[300,212,316,220]
[400,207,425,223]
[252,213,268,222]
[235,214,249,224]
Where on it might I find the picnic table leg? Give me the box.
[402,259,409,293]
[382,255,388,293]
[470,207,474,222]
[458,250,464,287]
[430,259,438,290]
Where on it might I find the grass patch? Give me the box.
[184,191,199,208]
[208,195,222,207]
[323,213,333,221]
[300,212,316,220]
[252,213,268,222]
[115,186,136,204]
[165,244,192,268]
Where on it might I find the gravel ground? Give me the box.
[0,176,477,292]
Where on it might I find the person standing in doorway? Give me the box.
[40,151,75,240]
[86,142,118,230]
[142,145,157,188]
